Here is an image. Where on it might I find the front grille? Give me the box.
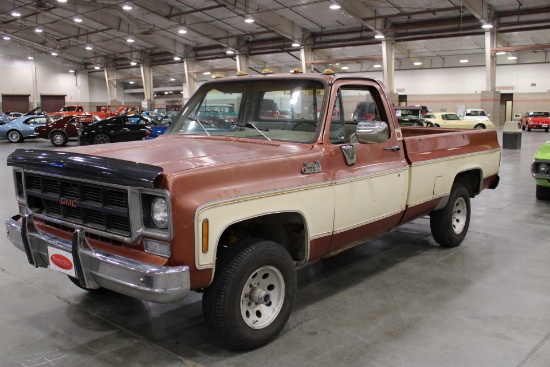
[25,173,131,237]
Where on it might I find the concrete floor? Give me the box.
[0,130,549,367]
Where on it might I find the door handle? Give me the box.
[384,145,401,151]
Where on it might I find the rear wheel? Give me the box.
[203,238,296,350]
[536,185,550,200]
[50,131,68,146]
[473,124,485,129]
[430,183,471,248]
[7,130,23,143]
[93,133,111,144]
[527,125,532,131]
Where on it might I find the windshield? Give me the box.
[442,114,460,120]
[167,79,326,143]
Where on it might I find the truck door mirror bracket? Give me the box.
[356,121,390,144]
[340,144,356,166]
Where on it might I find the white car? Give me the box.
[463,109,491,122]
[423,112,495,129]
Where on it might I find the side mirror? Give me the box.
[356,120,390,144]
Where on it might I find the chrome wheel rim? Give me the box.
[52,134,64,145]
[240,265,285,329]
[8,131,20,142]
[94,134,109,144]
[452,197,467,234]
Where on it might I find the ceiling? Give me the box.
[1,0,550,93]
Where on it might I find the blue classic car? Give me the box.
[0,114,49,143]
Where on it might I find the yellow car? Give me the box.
[422,112,495,129]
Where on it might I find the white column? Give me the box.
[485,29,496,91]
[237,53,249,74]
[381,39,395,93]
[141,65,154,109]
[104,67,119,105]
[300,46,314,72]
[184,59,197,100]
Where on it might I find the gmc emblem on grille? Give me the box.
[60,198,78,207]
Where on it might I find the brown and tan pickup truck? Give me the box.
[5,71,500,350]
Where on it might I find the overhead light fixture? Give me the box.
[130,61,137,66]
[85,45,93,50]
[341,66,349,70]
[203,71,211,75]
[11,11,21,17]
[127,37,134,43]
[35,28,43,33]
[3,35,11,40]
[28,56,34,60]
[373,64,382,68]
[173,56,181,60]
[57,0,67,2]
[178,28,188,34]
[414,61,422,66]
[482,24,493,29]
[74,17,83,23]
[375,34,384,39]
[244,17,255,23]
[51,51,58,56]
[164,91,169,94]
[129,81,135,84]
[292,43,300,47]
[330,4,341,10]
[170,78,175,81]
[460,59,469,63]
[122,4,133,10]
[69,69,75,73]
[226,49,235,55]
[508,56,518,60]
[495,51,506,55]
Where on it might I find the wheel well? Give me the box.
[50,130,67,138]
[454,170,482,197]
[217,212,307,264]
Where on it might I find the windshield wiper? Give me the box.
[187,117,210,136]
[233,122,271,140]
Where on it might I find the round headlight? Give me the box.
[151,197,169,229]
[538,163,548,174]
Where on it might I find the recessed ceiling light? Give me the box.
[35,28,43,33]
[373,64,382,68]
[28,56,34,60]
[74,17,82,23]
[460,59,469,63]
[69,69,75,73]
[129,81,135,84]
[173,56,181,60]
[341,66,349,70]
[122,4,132,10]
[127,38,134,43]
[244,17,254,23]
[178,28,188,34]
[164,91,169,94]
[85,45,93,50]
[482,24,493,29]
[292,43,300,47]
[94,66,101,70]
[57,0,67,3]
[11,11,21,17]
[203,71,211,75]
[170,78,175,81]
[51,51,58,56]
[130,61,137,66]
[414,61,422,66]
[375,34,384,39]
[3,35,11,40]
[226,49,235,55]
[508,56,517,60]
[495,51,506,55]
[330,4,341,10]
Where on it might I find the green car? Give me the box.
[532,140,550,200]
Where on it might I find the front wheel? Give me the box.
[50,131,68,146]
[7,130,23,143]
[536,185,550,200]
[93,133,111,144]
[473,124,485,129]
[430,183,471,248]
[203,238,296,350]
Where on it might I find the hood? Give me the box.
[534,141,550,160]
[64,134,313,175]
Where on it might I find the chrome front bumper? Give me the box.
[5,214,190,303]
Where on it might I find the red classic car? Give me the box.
[35,114,99,146]
[521,111,550,132]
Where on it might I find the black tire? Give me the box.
[545,128,549,133]
[203,238,297,350]
[521,124,526,131]
[67,276,107,292]
[435,123,441,127]
[430,183,471,248]
[527,126,532,132]
[536,185,550,200]
[93,133,111,144]
[50,131,68,146]
[473,124,485,129]
[7,130,23,143]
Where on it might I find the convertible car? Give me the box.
[78,114,154,145]
[0,114,48,142]
[532,140,550,200]
[521,112,550,132]
[35,114,100,146]
[422,112,495,129]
